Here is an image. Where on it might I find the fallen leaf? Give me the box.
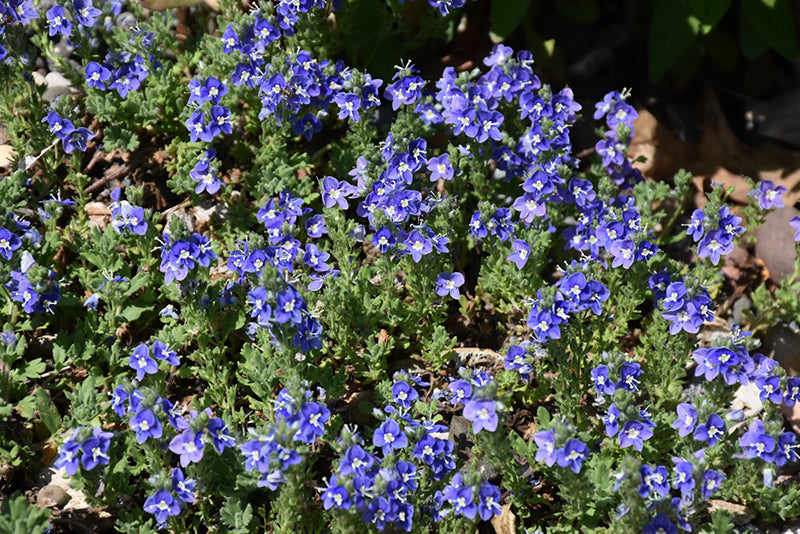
[491,503,515,534]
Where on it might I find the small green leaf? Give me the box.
[536,406,551,427]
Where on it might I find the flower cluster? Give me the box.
[526,269,610,342]
[143,468,198,528]
[322,372,501,531]
[6,258,61,314]
[110,187,147,235]
[128,340,180,381]
[189,149,224,195]
[447,369,501,434]
[43,110,95,153]
[593,90,642,188]
[159,232,216,285]
[686,205,744,265]
[533,418,590,474]
[54,426,114,475]
[241,387,330,489]
[649,270,714,335]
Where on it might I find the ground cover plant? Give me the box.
[1,0,800,532]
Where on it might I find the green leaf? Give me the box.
[741,0,797,59]
[35,389,61,435]
[688,0,733,33]
[103,125,140,152]
[536,406,551,427]
[119,305,152,322]
[490,0,532,42]
[649,0,702,81]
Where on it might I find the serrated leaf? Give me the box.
[103,125,140,152]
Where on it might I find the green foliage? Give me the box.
[0,492,50,534]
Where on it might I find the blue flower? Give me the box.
[130,408,163,444]
[435,271,464,299]
[334,92,361,122]
[171,467,197,503]
[391,381,419,410]
[55,438,82,476]
[477,482,502,520]
[775,432,800,466]
[340,444,375,476]
[143,489,181,526]
[693,413,726,447]
[208,105,233,137]
[305,214,328,238]
[62,127,94,153]
[153,341,180,366]
[274,286,305,325]
[321,176,355,209]
[72,0,101,27]
[619,420,652,451]
[701,469,724,499]
[591,365,615,396]
[129,344,158,381]
[672,458,695,495]
[738,419,775,461]
[507,239,530,269]
[462,398,498,434]
[363,496,397,530]
[85,61,111,90]
[46,6,72,37]
[186,110,211,143]
[402,230,432,263]
[447,379,472,404]
[295,401,330,443]
[639,464,669,500]
[322,478,351,510]
[643,514,678,534]
[556,438,589,473]
[0,227,21,261]
[533,430,557,466]
[603,403,620,437]
[169,429,205,467]
[80,427,113,471]
[207,416,236,452]
[672,403,697,437]
[373,419,408,455]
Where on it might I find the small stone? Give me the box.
[42,72,73,103]
[730,383,764,422]
[707,499,755,525]
[754,206,800,284]
[37,484,69,507]
[731,296,752,326]
[764,322,800,376]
